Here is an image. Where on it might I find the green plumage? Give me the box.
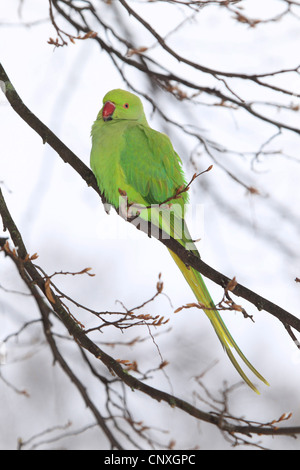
[120,125,185,205]
[90,88,269,393]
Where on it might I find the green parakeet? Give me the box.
[90,89,268,393]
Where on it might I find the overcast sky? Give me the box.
[1,0,300,450]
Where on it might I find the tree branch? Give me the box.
[1,187,300,440]
[50,0,300,138]
[1,61,299,340]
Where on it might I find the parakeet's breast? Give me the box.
[90,120,127,208]
[90,120,149,209]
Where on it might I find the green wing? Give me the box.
[120,125,187,206]
[120,124,200,254]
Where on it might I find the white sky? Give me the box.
[1,0,300,450]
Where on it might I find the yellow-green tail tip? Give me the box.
[169,250,269,394]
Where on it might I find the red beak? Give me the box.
[102,101,116,121]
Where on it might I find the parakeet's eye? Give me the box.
[123,103,129,109]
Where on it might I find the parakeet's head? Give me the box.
[100,89,147,123]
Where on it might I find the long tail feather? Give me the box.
[169,249,269,393]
